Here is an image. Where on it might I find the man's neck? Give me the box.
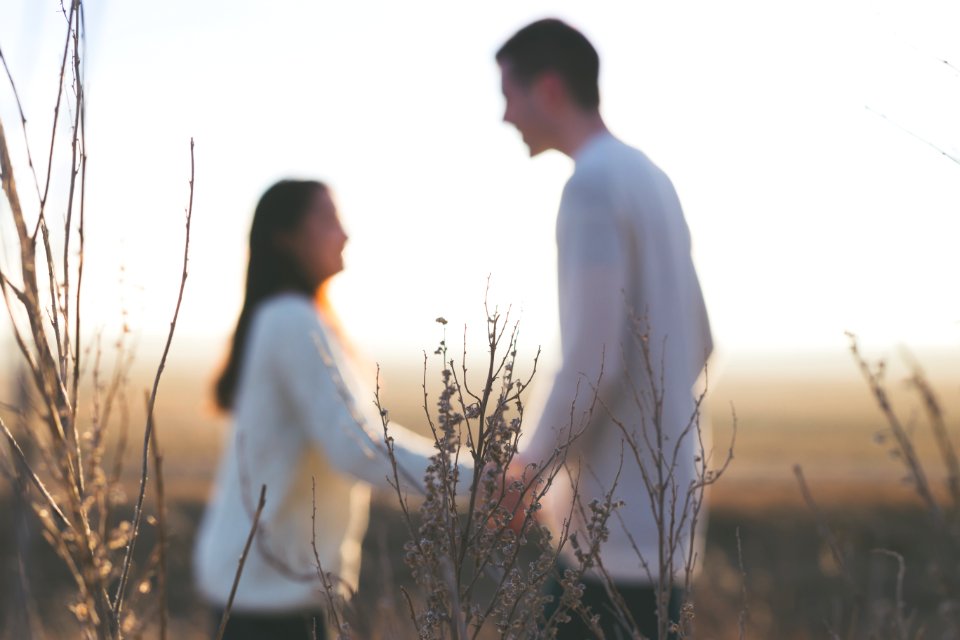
[554,112,608,158]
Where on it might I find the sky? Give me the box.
[1,0,959,375]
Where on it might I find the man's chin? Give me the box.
[526,143,548,158]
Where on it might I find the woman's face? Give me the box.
[282,188,348,287]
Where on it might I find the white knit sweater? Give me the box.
[193,293,462,612]
[522,132,713,584]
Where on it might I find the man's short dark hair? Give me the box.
[496,18,600,110]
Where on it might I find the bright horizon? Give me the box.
[2,0,959,374]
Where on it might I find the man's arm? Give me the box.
[521,174,627,465]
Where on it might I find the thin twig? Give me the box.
[36,0,77,232]
[904,358,960,509]
[215,485,267,640]
[399,586,423,638]
[0,416,73,529]
[1,105,79,483]
[848,335,942,524]
[62,0,87,421]
[865,106,960,166]
[147,392,169,640]
[114,138,194,616]
[311,476,347,636]
[0,271,28,304]
[794,465,856,591]
[0,46,42,203]
[736,526,749,640]
[873,549,909,640]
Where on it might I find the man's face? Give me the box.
[499,61,554,156]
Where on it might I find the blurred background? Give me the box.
[1,0,959,637]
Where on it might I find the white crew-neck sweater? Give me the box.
[194,293,465,612]
[523,132,713,584]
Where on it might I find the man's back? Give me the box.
[564,132,712,390]
[528,131,712,582]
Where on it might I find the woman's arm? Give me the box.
[263,297,471,493]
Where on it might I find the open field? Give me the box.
[2,495,953,639]
[63,348,957,509]
[1,349,958,638]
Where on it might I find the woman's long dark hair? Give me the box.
[214,179,328,411]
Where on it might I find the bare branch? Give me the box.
[904,356,960,509]
[0,46,42,201]
[794,464,857,591]
[865,105,960,166]
[36,0,78,231]
[114,138,194,616]
[311,476,347,637]
[148,392,169,640]
[1,416,72,529]
[737,526,749,640]
[873,549,910,640]
[847,334,942,523]
[215,485,267,640]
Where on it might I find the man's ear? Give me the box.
[536,70,568,109]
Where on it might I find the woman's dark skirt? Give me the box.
[212,609,327,640]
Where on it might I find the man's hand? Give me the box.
[500,457,539,535]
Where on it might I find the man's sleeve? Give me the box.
[521,174,628,465]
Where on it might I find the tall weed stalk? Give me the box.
[0,2,194,637]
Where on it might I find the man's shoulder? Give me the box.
[576,135,656,177]
[566,136,660,198]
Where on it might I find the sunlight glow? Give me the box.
[2,0,958,372]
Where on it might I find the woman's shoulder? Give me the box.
[249,292,325,339]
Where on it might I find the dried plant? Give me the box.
[851,335,960,635]
[0,2,194,637]
[363,299,733,640]
[372,305,596,639]
[214,485,267,640]
[560,311,735,640]
[792,335,960,640]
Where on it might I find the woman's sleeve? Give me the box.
[265,302,470,493]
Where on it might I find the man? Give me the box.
[497,19,713,639]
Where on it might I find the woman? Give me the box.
[194,180,462,639]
